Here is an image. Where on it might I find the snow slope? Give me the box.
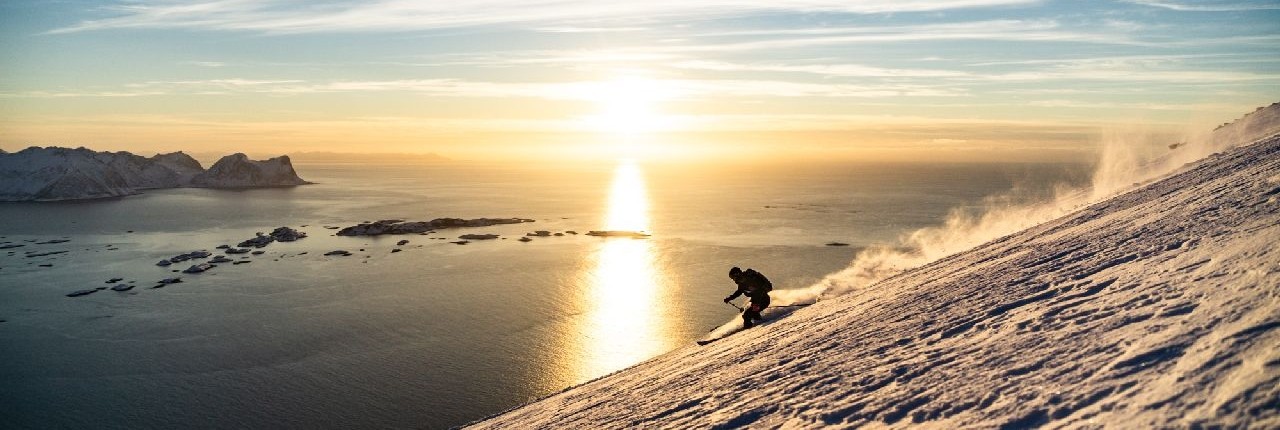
[474,115,1280,428]
[0,147,308,201]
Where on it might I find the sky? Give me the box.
[1,0,1278,162]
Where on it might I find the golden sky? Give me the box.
[1,0,1278,162]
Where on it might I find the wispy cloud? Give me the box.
[1027,99,1246,111]
[9,0,1277,152]
[674,60,971,78]
[957,54,1280,84]
[656,19,1154,52]
[977,68,1280,84]
[672,56,1280,85]
[533,26,649,33]
[125,79,305,88]
[47,0,1040,34]
[281,77,968,99]
[965,54,1225,67]
[659,112,1107,131]
[0,77,966,100]
[182,61,228,68]
[412,50,682,68]
[0,90,167,98]
[693,19,1055,38]
[1123,0,1280,12]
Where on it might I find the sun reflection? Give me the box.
[604,160,648,232]
[569,159,673,383]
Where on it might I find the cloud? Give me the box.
[1122,0,1280,11]
[1026,100,1246,111]
[47,0,1040,34]
[978,68,1280,84]
[676,18,1156,49]
[673,60,970,78]
[959,54,1280,84]
[672,56,1280,86]
[0,111,1098,137]
[652,113,1099,131]
[182,61,228,67]
[533,26,650,33]
[0,90,167,98]
[415,50,682,68]
[1,77,966,100]
[694,19,1055,38]
[130,79,305,87]
[669,79,966,98]
[965,54,1221,67]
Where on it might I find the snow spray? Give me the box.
[796,103,1280,303]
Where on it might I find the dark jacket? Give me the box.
[727,268,772,303]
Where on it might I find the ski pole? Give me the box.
[707,301,744,332]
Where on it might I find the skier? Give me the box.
[724,266,772,328]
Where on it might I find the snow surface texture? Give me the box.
[803,103,1280,305]
[475,112,1280,428]
[0,147,309,201]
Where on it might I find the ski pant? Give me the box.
[742,296,770,327]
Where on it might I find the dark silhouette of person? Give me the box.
[724,266,772,328]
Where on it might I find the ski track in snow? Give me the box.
[473,133,1280,428]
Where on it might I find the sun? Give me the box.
[581,76,675,136]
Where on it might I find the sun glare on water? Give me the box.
[562,160,675,383]
[603,161,649,232]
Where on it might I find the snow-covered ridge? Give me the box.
[0,147,310,201]
[473,107,1280,428]
[189,153,309,188]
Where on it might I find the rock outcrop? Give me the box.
[336,218,534,236]
[182,263,213,274]
[189,153,310,188]
[458,234,500,240]
[585,230,650,238]
[236,227,307,248]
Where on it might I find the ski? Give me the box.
[696,303,813,346]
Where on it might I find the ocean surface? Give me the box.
[0,158,1089,429]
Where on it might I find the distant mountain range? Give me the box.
[0,147,310,201]
[287,151,449,164]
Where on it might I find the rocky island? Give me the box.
[585,230,651,238]
[336,218,534,236]
[0,147,311,201]
[237,227,307,248]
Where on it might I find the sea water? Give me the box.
[0,159,1089,429]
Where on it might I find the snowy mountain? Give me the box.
[151,151,205,183]
[473,105,1280,428]
[189,153,310,188]
[0,147,309,201]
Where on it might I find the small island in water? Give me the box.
[0,147,310,201]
